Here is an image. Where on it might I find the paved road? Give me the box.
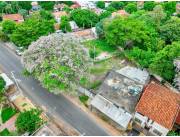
[0,43,109,136]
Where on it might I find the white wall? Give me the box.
[134,112,169,136]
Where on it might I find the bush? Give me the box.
[96,1,105,9]
[0,76,6,92]
[0,128,10,136]
[0,31,9,42]
[1,107,16,123]
[79,95,89,105]
[2,20,16,34]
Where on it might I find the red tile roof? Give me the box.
[136,82,180,129]
[70,4,80,9]
[112,10,129,17]
[2,14,24,22]
[176,112,180,125]
[52,11,67,18]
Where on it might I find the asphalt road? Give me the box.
[0,43,109,136]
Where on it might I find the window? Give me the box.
[135,117,142,124]
[153,129,162,136]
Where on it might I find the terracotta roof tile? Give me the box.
[2,14,24,22]
[112,10,129,17]
[52,11,67,18]
[136,82,180,129]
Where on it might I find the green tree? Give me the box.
[2,20,16,34]
[99,11,111,20]
[60,16,71,33]
[150,41,180,81]
[159,17,180,44]
[0,31,9,42]
[40,10,54,20]
[105,6,116,12]
[125,3,137,13]
[104,17,157,50]
[15,109,43,134]
[18,9,28,17]
[18,1,31,11]
[148,5,166,29]
[161,1,176,17]
[125,47,156,68]
[144,1,156,11]
[96,1,105,9]
[0,2,7,13]
[109,2,125,10]
[11,13,55,47]
[39,1,55,11]
[0,76,6,93]
[70,9,99,28]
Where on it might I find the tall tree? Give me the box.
[96,1,105,9]
[2,20,16,34]
[39,1,55,11]
[144,1,156,11]
[125,3,137,13]
[150,41,180,81]
[60,15,71,33]
[160,17,180,44]
[70,9,99,28]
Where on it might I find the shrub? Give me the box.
[1,107,16,123]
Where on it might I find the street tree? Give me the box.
[0,76,6,93]
[125,3,137,13]
[15,109,43,134]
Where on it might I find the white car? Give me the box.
[15,49,23,56]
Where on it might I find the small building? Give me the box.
[91,67,150,130]
[52,11,67,23]
[2,14,24,23]
[111,10,129,18]
[137,1,144,10]
[134,82,180,136]
[72,28,96,40]
[31,1,41,11]
[70,4,81,9]
[54,3,66,12]
[0,73,16,94]
[69,21,79,32]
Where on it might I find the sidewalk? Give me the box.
[63,93,125,136]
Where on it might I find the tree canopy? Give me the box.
[160,17,180,44]
[2,20,16,34]
[150,42,180,81]
[96,1,105,9]
[144,1,156,11]
[22,33,91,93]
[39,1,55,11]
[104,17,158,50]
[60,16,71,33]
[15,109,43,134]
[108,2,125,10]
[70,9,99,28]
[10,13,55,47]
[125,3,137,14]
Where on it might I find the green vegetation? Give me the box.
[1,107,16,123]
[168,131,180,136]
[15,109,43,134]
[79,95,89,106]
[0,76,6,92]
[0,128,10,136]
[39,1,55,11]
[60,16,72,33]
[10,13,55,47]
[96,1,105,9]
[2,20,16,34]
[84,39,116,58]
[108,1,125,10]
[125,3,137,13]
[22,69,31,77]
[144,1,156,11]
[70,9,99,28]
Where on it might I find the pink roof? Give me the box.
[2,14,24,22]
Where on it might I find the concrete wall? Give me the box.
[134,112,169,136]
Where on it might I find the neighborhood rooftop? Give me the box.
[97,67,150,113]
[136,82,180,129]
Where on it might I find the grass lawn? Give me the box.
[84,39,116,58]
[0,128,10,136]
[1,107,16,123]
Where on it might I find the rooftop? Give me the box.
[136,82,180,129]
[52,11,67,18]
[97,69,148,113]
[2,14,24,22]
[112,10,129,17]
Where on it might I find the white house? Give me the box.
[134,82,180,136]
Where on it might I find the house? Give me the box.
[76,1,96,9]
[134,82,180,136]
[31,1,41,11]
[176,3,180,14]
[111,10,129,18]
[0,73,16,93]
[52,11,67,23]
[91,67,150,130]
[72,28,97,41]
[69,21,79,32]
[2,14,24,23]
[70,3,81,9]
[54,3,66,12]
[137,1,144,10]
[92,8,104,15]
